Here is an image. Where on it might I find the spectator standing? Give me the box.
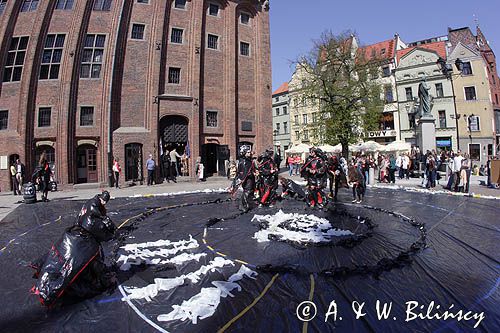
[462,153,471,193]
[388,154,397,184]
[452,151,464,191]
[10,162,20,195]
[146,154,156,186]
[426,152,437,189]
[162,150,172,182]
[39,152,51,202]
[294,155,301,176]
[170,148,182,181]
[402,153,410,179]
[348,163,365,203]
[396,154,403,179]
[288,155,294,176]
[15,159,25,193]
[112,158,121,189]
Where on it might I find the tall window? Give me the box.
[174,0,186,9]
[40,34,65,80]
[295,131,300,140]
[276,123,280,134]
[171,28,183,44]
[464,86,477,101]
[294,115,299,125]
[240,42,250,56]
[303,114,308,125]
[168,67,180,84]
[468,116,480,132]
[303,130,309,140]
[3,36,29,82]
[435,83,444,98]
[206,111,217,127]
[312,112,318,123]
[131,24,145,40]
[80,107,94,126]
[461,61,473,75]
[0,0,7,15]
[384,86,393,103]
[21,0,38,12]
[208,3,219,16]
[240,12,250,25]
[283,106,287,115]
[56,0,74,9]
[0,110,7,130]
[275,108,279,116]
[38,107,51,127]
[405,87,413,101]
[81,34,105,78]
[438,110,446,128]
[283,122,288,134]
[93,0,112,11]
[382,66,391,77]
[469,144,480,160]
[207,34,218,50]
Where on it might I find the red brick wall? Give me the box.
[0,0,271,192]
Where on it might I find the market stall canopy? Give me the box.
[359,141,384,152]
[318,144,339,153]
[383,140,412,152]
[285,143,311,154]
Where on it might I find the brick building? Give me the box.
[0,0,272,191]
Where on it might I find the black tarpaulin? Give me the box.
[0,189,498,332]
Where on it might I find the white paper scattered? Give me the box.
[157,265,257,324]
[117,235,202,271]
[252,210,353,243]
[122,257,235,301]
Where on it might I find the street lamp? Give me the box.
[273,129,278,153]
[436,57,464,150]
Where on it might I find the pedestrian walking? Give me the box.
[39,152,51,202]
[146,154,155,186]
[15,159,25,193]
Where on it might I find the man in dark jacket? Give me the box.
[326,155,346,202]
[237,147,256,212]
[31,191,117,307]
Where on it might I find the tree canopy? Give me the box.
[295,31,385,157]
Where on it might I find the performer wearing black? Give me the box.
[31,191,117,307]
[257,149,278,207]
[301,148,328,208]
[236,147,256,212]
[326,155,346,202]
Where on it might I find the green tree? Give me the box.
[295,31,384,157]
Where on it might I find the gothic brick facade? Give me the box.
[0,0,272,191]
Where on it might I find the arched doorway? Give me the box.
[159,115,188,154]
[76,144,97,183]
[125,143,143,182]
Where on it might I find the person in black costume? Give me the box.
[301,148,328,208]
[31,191,117,307]
[256,149,278,207]
[236,147,256,212]
[34,152,52,202]
[326,155,347,202]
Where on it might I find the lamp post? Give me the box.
[437,57,463,151]
[273,129,278,153]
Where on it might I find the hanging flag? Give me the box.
[185,140,191,158]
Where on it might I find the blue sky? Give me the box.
[270,0,500,90]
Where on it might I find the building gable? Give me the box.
[398,48,441,69]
